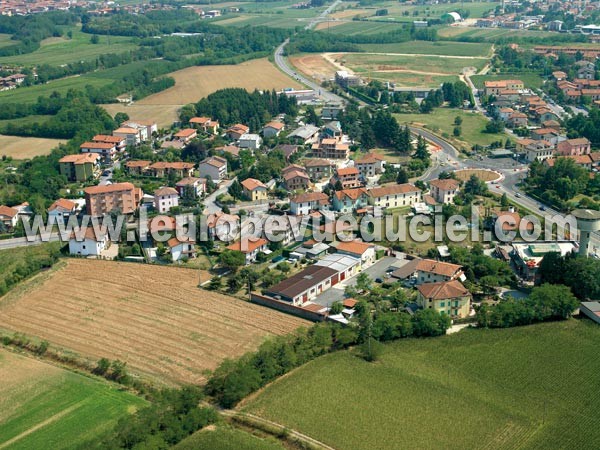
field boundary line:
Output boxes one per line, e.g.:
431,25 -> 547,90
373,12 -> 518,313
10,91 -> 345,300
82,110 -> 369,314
0,401 -> 84,449
223,410 -> 337,450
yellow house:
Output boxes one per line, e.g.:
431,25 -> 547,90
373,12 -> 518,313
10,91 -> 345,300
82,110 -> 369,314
417,280 -> 472,319
241,178 -> 268,201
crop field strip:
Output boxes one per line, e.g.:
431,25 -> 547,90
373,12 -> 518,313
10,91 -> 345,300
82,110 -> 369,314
0,259 -> 309,385
243,320 -> 600,450
0,349 -> 145,449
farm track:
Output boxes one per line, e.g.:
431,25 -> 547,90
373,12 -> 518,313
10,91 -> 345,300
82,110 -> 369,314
0,259 -> 309,385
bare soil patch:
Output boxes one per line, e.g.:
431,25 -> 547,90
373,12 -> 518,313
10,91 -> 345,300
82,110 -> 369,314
454,168 -> 502,182
0,259 -> 309,385
0,135 -> 64,159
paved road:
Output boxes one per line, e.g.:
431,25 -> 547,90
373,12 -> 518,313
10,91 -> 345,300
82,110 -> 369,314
0,233 -> 61,250
203,178 -> 235,214
274,0 -> 345,104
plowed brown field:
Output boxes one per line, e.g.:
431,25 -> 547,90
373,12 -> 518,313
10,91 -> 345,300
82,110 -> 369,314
0,259 -> 309,385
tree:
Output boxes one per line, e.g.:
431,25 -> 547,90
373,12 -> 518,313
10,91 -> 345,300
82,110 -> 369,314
453,126 -> 461,137
396,167 -> 409,184
114,112 -> 129,125
329,301 -> 343,314
219,250 -> 246,271
454,116 -> 463,126
500,193 -> 509,207
90,34 -> 100,44
94,358 -> 111,375
412,309 -> 451,337
359,337 -> 382,362
414,136 -> 430,164
228,179 -> 243,200
208,276 -> 222,291
485,119 -> 504,134
355,272 -> 372,292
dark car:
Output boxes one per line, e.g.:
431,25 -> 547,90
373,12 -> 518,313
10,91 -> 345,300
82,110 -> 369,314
102,170 -> 111,176
539,205 -> 546,211
375,277 -> 384,283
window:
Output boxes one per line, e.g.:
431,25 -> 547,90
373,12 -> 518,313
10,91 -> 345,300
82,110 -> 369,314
440,302 -> 445,307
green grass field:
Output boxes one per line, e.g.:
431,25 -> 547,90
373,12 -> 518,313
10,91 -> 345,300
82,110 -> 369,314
244,320 -> 600,450
0,33 -> 17,49
0,27 -> 137,66
327,20 -> 406,36
471,73 -> 545,90
0,349 -> 146,449
358,41 -> 493,57
396,108 -> 508,147
174,425 -> 285,450
381,1 -> 499,20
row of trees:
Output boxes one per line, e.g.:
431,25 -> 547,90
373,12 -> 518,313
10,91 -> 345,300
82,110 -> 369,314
538,252 -> 600,300
476,284 -> 578,328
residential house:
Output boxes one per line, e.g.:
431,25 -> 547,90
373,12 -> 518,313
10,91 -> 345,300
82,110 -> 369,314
331,167 -> 360,189
544,154 -> 593,170
508,111 -> 528,128
123,120 -> 157,139
417,280 -> 471,319
335,240 -> 376,268
47,198 -> 77,224
226,238 -> 269,264
168,237 -> 197,261
429,178 -> 460,204
215,145 -> 240,159
176,177 -> 205,198
415,259 -> 464,285
226,124 -> 250,141
0,205 -> 18,229
154,187 -> 179,213
290,192 -> 330,216
68,227 -> 109,257
262,121 -> 285,138
241,178 -> 268,201
557,137 -> 591,156
354,153 -> 386,178
335,70 -> 360,88
368,184 -> 422,209
198,156 -> 227,181
173,128 -> 197,144
525,140 -> 555,163
288,124 -> 320,145
58,153 -> 100,182
84,182 -> 143,217
113,127 -> 143,146
582,89 -> 600,101
332,188 -> 369,213
312,138 -> 350,159
323,121 -> 343,139
498,107 -> 515,121
552,70 -> 567,81
484,79 -> 524,96
576,60 -> 595,80
532,106 -> 558,123
93,135 -> 126,152
530,128 -> 561,144
189,117 -> 219,134
304,159 -> 335,180
276,144 -> 299,161
516,138 -> 536,153
206,212 -> 240,240
321,103 -> 344,120
282,165 -> 310,191
148,162 -> 195,178
125,160 -> 151,175
79,141 -> 117,162
542,120 -> 561,131
238,133 -> 262,150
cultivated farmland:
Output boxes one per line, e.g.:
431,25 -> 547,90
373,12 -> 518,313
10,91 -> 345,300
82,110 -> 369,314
0,348 -> 146,449
243,320 -> 600,450
0,259 -> 309,385
106,58 -> 302,127
0,134 -> 64,159
174,425 -> 285,450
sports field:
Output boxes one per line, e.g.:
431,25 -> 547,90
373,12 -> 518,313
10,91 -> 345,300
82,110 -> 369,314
436,26 -> 559,42
243,320 -> 600,450
0,348 -> 146,450
0,259 -> 309,385
396,108 -> 508,147
0,134 -> 64,159
471,73 -> 545,90
112,58 -> 302,127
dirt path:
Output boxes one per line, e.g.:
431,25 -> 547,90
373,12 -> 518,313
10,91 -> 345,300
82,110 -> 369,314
0,402 -> 84,449
222,410 -> 337,450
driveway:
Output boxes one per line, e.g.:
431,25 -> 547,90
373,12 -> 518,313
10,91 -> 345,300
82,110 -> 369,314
312,256 -> 401,307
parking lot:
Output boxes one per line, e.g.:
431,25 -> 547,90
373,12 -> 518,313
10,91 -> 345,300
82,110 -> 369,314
312,256 -> 410,307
